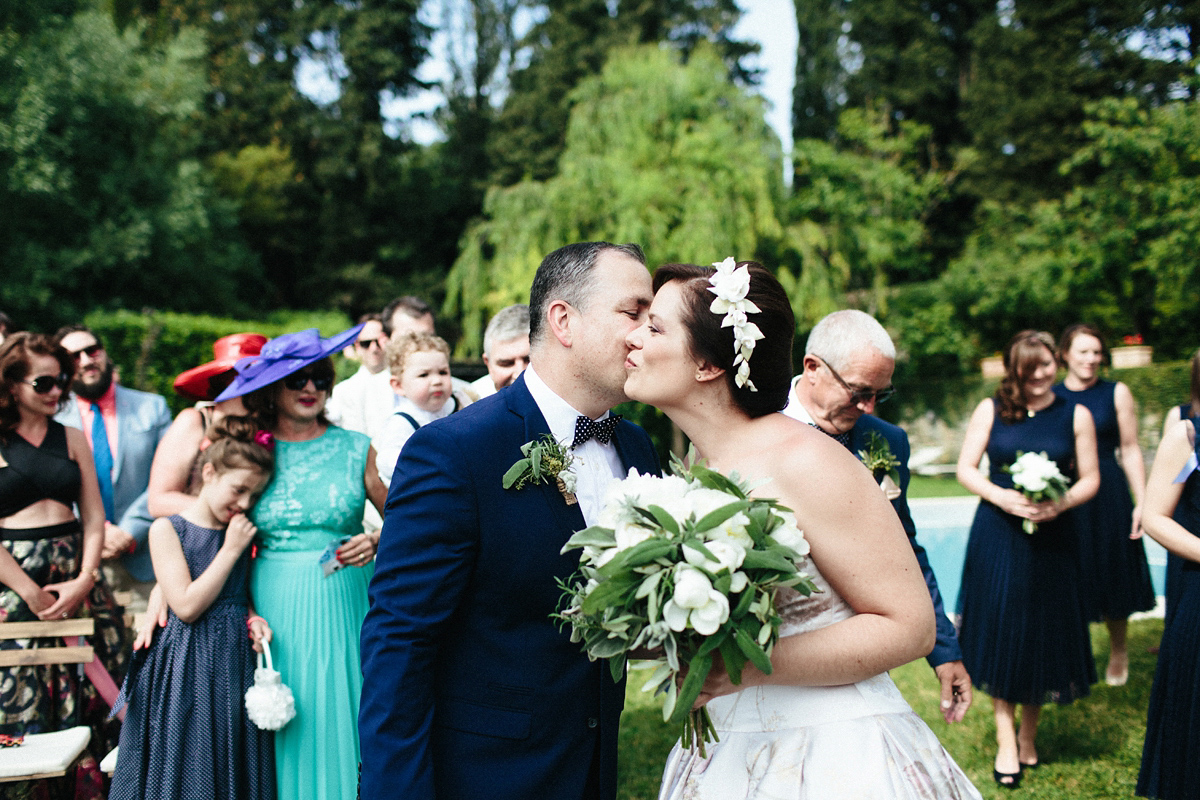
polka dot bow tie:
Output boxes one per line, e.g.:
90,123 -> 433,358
573,414 -> 622,448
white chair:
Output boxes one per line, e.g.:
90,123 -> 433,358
0,619 -> 96,784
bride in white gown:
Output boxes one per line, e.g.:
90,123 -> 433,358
623,261 -> 981,799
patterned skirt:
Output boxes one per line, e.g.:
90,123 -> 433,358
0,523 -> 128,799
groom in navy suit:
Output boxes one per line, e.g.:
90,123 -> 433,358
783,309 -> 974,724
360,242 -> 659,799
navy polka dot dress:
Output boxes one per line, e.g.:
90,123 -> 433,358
109,515 -> 275,800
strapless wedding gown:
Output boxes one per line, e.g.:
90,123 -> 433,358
658,564 -> 982,799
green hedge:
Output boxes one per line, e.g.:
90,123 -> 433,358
85,309 -> 353,415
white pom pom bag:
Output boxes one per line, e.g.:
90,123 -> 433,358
244,637 -> 296,731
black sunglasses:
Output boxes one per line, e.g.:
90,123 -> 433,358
67,343 -> 103,361
814,356 -> 896,406
356,336 -> 387,350
282,370 -> 333,391
24,373 -> 72,394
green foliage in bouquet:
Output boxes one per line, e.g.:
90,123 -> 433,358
555,450 -> 818,756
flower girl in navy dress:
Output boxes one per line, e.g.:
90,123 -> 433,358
110,416 -> 275,800
1137,413 -> 1200,800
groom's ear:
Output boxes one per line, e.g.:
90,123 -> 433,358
546,299 -> 575,348
694,361 -> 725,384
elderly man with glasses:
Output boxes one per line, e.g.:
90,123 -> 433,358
784,309 -> 973,724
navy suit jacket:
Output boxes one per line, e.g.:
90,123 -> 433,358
56,385 -> 171,582
850,414 -> 963,668
359,374 -> 661,800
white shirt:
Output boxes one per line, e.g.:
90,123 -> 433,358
327,366 -> 395,440
372,394 -> 457,488
781,376 -> 815,425
523,366 -> 625,527
469,373 -> 498,399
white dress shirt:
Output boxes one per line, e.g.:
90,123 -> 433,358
781,376 -> 815,425
327,365 -> 396,440
523,367 -> 625,527
373,394 -> 458,488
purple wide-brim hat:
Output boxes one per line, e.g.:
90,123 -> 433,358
214,323 -> 365,402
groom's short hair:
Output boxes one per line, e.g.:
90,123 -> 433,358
528,241 -> 645,345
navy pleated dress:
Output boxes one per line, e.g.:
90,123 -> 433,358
109,515 -> 275,800
1053,380 -> 1156,621
1137,431 -> 1200,800
958,396 -> 1097,705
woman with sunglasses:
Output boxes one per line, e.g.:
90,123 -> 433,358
213,327 -> 387,800
956,330 -> 1100,789
0,333 -> 127,797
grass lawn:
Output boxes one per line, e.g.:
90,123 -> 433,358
907,473 -> 976,498
618,618 -> 1163,799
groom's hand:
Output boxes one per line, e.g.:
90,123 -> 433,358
933,660 -> 972,723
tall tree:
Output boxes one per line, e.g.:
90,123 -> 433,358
792,0 -> 849,143
488,0 -> 759,186
0,9 -> 262,328
962,0 -> 1197,202
448,43 -> 785,353
125,0 -> 431,311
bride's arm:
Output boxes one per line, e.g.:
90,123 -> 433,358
700,434 -> 935,700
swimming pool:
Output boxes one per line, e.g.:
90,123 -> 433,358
909,497 -> 1168,618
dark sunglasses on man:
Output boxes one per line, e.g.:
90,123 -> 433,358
282,370 -> 334,392
24,373 -> 72,394
67,343 -> 104,361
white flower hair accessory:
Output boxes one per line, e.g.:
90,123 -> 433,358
707,257 -> 764,392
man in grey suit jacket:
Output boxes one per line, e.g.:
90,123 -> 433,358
784,310 -> 974,724
55,326 -> 172,602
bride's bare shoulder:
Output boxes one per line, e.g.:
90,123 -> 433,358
755,415 -> 863,484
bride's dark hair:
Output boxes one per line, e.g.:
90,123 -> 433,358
653,261 -> 793,418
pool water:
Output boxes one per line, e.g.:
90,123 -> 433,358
909,497 -> 1169,617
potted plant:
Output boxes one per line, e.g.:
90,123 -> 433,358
1111,334 -> 1152,368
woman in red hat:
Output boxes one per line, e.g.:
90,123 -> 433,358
146,334 -> 268,519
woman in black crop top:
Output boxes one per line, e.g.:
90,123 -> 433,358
0,332 -> 127,798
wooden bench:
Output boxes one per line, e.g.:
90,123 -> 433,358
0,618 -> 97,783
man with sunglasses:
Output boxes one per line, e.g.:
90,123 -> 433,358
784,309 -> 973,725
53,324 -> 171,605
326,313 -> 392,439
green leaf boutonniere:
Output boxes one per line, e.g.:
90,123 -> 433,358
503,434 -> 579,505
858,431 -> 902,500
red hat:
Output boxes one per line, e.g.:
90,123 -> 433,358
174,333 -> 269,401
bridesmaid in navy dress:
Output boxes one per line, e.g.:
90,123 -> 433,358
1137,413 -> 1200,800
1158,348 -> 1200,628
956,330 -> 1100,789
1053,325 -> 1155,686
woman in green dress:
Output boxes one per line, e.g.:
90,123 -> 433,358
215,326 -> 386,800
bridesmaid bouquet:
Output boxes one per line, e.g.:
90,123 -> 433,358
1006,450 -> 1070,533
555,453 -> 817,756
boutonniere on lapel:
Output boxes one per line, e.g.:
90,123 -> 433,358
858,431 -> 902,500
503,434 -> 579,505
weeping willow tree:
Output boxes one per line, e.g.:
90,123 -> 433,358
444,42 -> 786,355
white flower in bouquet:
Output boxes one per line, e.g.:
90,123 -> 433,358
663,566 -> 731,635
1006,450 -> 1070,533
554,450 -> 818,756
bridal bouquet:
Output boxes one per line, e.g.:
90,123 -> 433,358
1006,450 -> 1070,533
555,453 -> 817,755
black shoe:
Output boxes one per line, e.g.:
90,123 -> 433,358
994,768 -> 1022,789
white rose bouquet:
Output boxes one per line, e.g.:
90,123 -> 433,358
1006,450 -> 1070,533
554,453 -> 817,755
